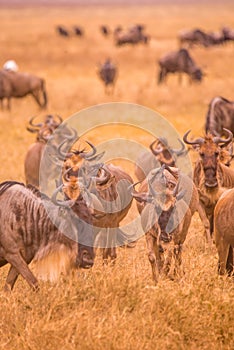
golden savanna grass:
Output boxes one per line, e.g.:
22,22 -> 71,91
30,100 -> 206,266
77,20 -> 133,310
0,2 -> 234,349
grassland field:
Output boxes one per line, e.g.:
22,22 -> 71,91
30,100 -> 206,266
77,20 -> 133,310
0,2 -> 234,349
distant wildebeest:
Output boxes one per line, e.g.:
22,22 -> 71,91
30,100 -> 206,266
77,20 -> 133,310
135,137 -> 186,182
0,70 -> 47,110
24,114 -> 63,188
214,188 -> 234,276
205,96 -> 234,136
222,27 -> 234,42
179,28 -> 212,48
56,25 -> 69,37
183,129 -> 234,235
158,48 -> 203,84
114,24 -> 149,46
3,60 -> 19,72
131,165 -> 192,283
100,25 -> 110,36
0,181 -> 96,291
73,26 -> 84,36
98,59 -> 117,94
57,137 -> 134,262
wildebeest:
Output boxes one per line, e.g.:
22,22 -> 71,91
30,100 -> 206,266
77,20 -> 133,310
98,59 -> 117,94
135,137 -> 211,242
57,138 -> 134,262
135,137 -> 186,182
183,129 -> 234,235
73,26 -> 84,36
205,96 -> 234,136
0,70 -> 47,110
24,114 -> 63,188
179,28 -> 212,48
158,48 -> 203,84
56,25 -> 69,37
114,24 -> 149,46
214,188 -> 234,276
0,181 -> 96,291
100,25 -> 110,36
222,27 -> 234,42
131,165 -> 192,283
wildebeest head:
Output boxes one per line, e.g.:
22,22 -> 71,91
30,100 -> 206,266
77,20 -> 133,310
191,67 -> 203,82
183,129 -> 233,188
57,138 -> 105,200
150,137 -> 186,167
51,184 -> 95,269
131,165 -> 183,212
27,114 -> 63,142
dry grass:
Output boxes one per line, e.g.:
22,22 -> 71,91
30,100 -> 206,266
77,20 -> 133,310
0,2 -> 234,349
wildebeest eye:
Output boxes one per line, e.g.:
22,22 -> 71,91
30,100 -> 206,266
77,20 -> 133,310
215,152 -> 219,156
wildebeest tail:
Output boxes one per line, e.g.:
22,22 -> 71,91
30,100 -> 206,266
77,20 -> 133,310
0,181 -> 25,196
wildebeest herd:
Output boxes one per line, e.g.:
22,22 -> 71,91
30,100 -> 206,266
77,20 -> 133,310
1,21 -> 234,291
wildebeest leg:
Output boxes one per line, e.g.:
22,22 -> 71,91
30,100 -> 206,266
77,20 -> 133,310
173,243 -> 183,278
226,246 -> 233,276
145,232 -> 160,283
158,69 -> 165,84
216,239 -> 230,275
31,90 -> 43,108
102,228 -> 117,264
162,248 -> 173,276
197,203 -> 212,244
7,97 -> 11,110
4,265 -> 19,292
5,252 -> 39,290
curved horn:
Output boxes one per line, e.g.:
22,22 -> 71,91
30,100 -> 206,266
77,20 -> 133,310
26,127 -> 39,133
183,130 -> 204,146
150,139 -> 163,155
129,181 -> 150,202
51,184 -> 75,207
95,166 -> 111,184
213,128 -> 233,146
171,139 -> 186,156
172,180 -> 180,197
57,139 -> 74,160
28,116 -> 43,128
80,141 -> 97,159
55,114 -> 63,125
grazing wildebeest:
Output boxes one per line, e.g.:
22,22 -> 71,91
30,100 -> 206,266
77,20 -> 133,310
24,114 -> 63,187
183,129 -> 234,236
214,188 -> 234,276
57,138 -> 134,262
98,59 -> 117,94
131,165 -> 192,283
0,181 -> 96,291
158,48 -> 203,84
3,60 -> 19,72
179,28 -> 211,48
56,25 -> 69,37
114,25 -> 149,46
135,137 -> 186,182
100,25 -> 110,36
74,26 -> 83,36
0,70 -> 47,110
205,96 -> 234,136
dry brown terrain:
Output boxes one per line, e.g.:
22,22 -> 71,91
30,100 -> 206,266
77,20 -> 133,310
0,2 -> 234,349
